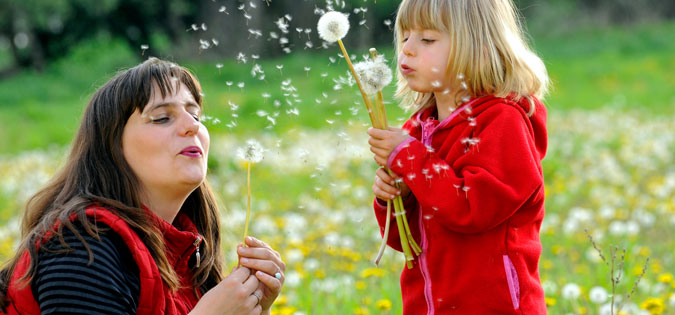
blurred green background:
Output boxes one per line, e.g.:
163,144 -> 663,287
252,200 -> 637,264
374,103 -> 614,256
0,0 -> 674,314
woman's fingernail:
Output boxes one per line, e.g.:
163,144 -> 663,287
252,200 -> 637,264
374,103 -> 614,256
241,258 -> 249,263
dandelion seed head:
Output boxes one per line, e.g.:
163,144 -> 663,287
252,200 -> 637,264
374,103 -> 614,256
237,139 -> 264,163
317,11 -> 350,43
353,56 -> 393,95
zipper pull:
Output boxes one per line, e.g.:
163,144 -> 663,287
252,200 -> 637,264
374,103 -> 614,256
193,236 -> 202,268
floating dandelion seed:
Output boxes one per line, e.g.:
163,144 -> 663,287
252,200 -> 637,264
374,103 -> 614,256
460,82 -> 468,90
431,80 -> 442,88
201,23 -> 207,31
353,56 -> 393,95
140,44 -> 149,56
317,11 -> 350,43
276,64 -> 284,75
384,19 -> 392,29
236,52 -> 247,64
237,82 -> 245,90
219,6 -> 229,14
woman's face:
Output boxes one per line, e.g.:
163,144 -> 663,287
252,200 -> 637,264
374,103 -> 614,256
122,82 -> 209,197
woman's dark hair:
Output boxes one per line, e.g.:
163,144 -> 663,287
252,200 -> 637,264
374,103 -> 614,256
0,57 -> 225,310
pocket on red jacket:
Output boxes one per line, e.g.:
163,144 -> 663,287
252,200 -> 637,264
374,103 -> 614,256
503,255 -> 520,310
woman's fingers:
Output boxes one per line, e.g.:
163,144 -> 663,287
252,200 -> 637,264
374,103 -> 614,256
255,270 -> 283,293
239,257 -> 283,278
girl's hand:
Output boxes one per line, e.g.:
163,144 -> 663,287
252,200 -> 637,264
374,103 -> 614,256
237,237 -> 286,312
367,127 -> 411,167
373,167 -> 411,201
190,266 -> 263,315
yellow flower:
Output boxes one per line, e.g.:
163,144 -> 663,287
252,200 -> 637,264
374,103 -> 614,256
355,280 -> 366,290
640,297 -> 665,315
273,294 -> 288,306
541,259 -> 553,270
360,268 -> 385,278
545,297 -> 556,307
376,299 -> 392,310
657,272 -> 673,284
354,307 -> 370,315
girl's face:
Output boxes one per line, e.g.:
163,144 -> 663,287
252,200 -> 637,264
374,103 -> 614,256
398,28 -> 452,93
122,82 -> 209,198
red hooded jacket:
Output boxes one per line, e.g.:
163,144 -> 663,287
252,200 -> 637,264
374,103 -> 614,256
374,95 -> 547,314
4,206 -> 203,315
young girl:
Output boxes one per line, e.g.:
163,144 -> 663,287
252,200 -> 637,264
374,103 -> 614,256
368,0 -> 549,313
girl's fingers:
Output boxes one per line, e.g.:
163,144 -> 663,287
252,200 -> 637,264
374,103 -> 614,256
376,168 -> 395,185
373,182 -> 396,200
367,127 -> 388,139
373,155 -> 387,167
369,146 -> 390,159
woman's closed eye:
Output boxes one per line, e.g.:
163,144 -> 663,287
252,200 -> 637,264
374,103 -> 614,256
422,38 -> 435,44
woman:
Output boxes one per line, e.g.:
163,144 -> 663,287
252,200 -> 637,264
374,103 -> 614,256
0,57 -> 285,314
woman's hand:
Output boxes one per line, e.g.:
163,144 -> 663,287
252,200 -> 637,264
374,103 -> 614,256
373,167 -> 411,201
190,266 -> 263,315
367,127 -> 411,167
237,237 -> 285,312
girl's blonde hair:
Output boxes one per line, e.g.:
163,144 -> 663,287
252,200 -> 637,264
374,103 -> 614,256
394,0 -> 550,115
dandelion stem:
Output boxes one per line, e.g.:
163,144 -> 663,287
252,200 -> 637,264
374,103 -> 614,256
243,162 -> 252,246
374,200 -> 392,266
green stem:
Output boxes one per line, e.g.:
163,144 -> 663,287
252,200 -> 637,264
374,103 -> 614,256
243,162 -> 252,245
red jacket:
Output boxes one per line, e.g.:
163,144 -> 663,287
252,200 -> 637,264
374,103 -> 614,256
4,206 -> 203,315
375,95 -> 547,314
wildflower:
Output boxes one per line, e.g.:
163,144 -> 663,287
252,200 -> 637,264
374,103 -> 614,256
561,283 -> 581,300
545,297 -> 556,307
589,286 -> 608,304
317,11 -> 350,43
353,56 -> 393,95
360,268 -> 385,278
640,297 -> 665,315
375,299 -> 392,310
658,273 -> 674,284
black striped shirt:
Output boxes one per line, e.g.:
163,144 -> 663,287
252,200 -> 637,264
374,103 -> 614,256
32,223 -> 140,314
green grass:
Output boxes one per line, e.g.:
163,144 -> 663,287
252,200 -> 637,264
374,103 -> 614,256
1,22 -> 674,154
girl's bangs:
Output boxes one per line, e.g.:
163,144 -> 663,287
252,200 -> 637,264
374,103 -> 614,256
396,0 -> 448,32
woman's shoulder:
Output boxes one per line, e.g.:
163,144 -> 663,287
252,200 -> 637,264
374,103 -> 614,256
34,220 -> 140,314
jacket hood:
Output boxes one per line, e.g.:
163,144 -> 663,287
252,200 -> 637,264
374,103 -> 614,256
412,95 -> 547,159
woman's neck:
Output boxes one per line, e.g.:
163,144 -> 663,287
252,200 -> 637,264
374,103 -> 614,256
140,187 -> 190,224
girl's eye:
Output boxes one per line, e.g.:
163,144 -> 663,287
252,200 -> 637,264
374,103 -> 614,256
422,38 -> 435,43
402,37 -> 409,43
192,114 -> 201,122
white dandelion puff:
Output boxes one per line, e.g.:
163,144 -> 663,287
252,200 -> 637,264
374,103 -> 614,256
237,139 -> 264,163
317,11 -> 350,43
353,56 -> 393,95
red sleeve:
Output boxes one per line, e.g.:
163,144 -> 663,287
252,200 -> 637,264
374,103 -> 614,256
388,104 -> 544,233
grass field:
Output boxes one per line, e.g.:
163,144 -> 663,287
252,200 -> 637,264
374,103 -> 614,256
0,21 -> 674,314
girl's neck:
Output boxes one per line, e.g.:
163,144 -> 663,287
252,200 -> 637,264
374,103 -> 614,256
433,90 -> 459,121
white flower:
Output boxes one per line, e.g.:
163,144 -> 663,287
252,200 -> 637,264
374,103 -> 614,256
353,56 -> 392,95
589,286 -> 608,304
237,139 -> 264,163
561,283 -> 581,300
317,11 -> 350,43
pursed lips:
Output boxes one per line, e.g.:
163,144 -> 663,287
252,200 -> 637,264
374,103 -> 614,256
179,146 -> 203,158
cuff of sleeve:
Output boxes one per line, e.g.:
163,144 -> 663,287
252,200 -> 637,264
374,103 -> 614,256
387,137 -> 415,170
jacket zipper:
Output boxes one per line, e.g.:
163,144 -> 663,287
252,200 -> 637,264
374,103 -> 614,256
193,235 -> 202,268
419,121 -> 435,315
